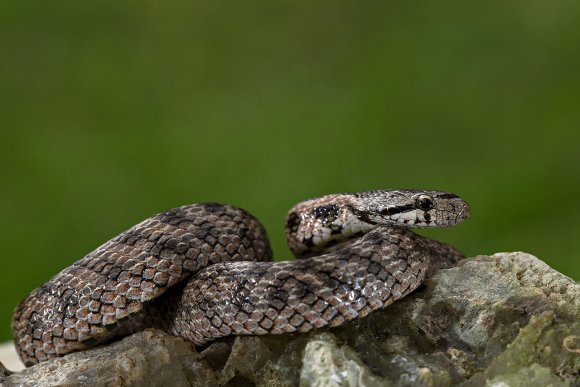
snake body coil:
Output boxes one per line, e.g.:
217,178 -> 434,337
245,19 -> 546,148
12,190 -> 470,366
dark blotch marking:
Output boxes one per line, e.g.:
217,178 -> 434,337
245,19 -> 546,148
304,237 -> 315,247
312,204 -> 340,220
435,193 -> 458,200
286,211 -> 301,233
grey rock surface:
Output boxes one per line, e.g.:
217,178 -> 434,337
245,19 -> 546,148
6,329 -> 217,387
5,252 -> 580,386
0,361 -> 9,386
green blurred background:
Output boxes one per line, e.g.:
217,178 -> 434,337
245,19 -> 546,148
1,1 -> 579,343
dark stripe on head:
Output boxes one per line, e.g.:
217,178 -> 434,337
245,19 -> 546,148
435,193 -> 458,199
380,204 -> 415,216
347,205 -> 378,224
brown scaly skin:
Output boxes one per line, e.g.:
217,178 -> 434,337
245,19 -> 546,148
12,190 -> 469,366
12,204 -> 272,366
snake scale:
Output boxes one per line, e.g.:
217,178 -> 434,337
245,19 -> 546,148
12,190 -> 470,366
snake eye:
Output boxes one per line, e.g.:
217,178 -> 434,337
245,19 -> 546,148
416,195 -> 434,211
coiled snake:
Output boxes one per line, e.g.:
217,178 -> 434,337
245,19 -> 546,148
12,190 -> 470,366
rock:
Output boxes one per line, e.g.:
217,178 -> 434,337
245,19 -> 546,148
5,252 -> 580,386
299,333 -> 386,386
0,361 -> 10,386
6,330 -> 218,387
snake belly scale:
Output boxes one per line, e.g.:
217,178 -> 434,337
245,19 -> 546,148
12,190 -> 470,366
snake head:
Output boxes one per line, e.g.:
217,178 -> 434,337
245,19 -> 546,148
351,189 -> 470,228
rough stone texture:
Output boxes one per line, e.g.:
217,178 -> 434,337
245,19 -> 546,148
5,330 -> 217,387
4,252 -> 580,386
300,333 -> 385,386
0,361 -> 9,386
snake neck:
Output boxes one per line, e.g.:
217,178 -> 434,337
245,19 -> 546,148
285,194 -> 378,257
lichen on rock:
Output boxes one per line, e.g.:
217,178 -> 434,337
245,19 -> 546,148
4,252 -> 579,386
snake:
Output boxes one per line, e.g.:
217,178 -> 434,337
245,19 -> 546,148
11,190 -> 470,367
